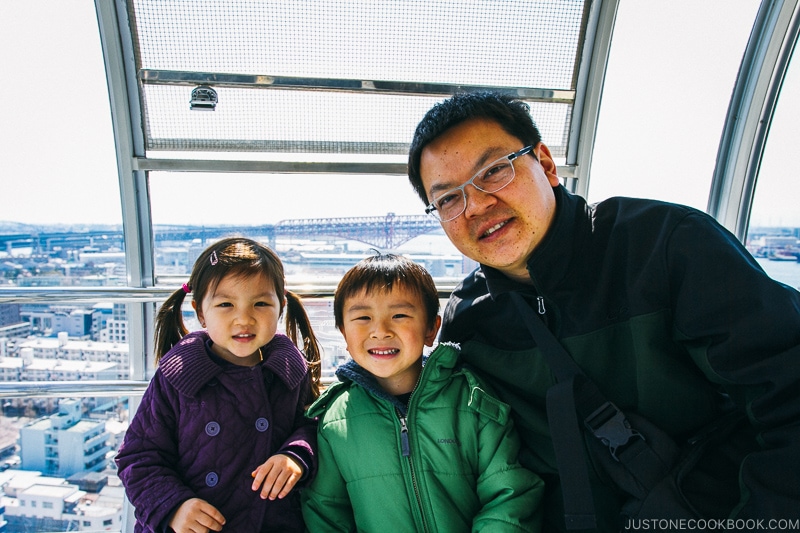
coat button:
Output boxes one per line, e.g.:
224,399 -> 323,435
205,472 -> 219,487
205,421 -> 220,436
255,417 -> 269,432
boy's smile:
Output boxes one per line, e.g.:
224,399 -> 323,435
340,285 -> 440,395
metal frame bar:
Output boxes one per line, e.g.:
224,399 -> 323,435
0,381 -> 149,400
708,0 -> 800,239
93,4 -> 155,526
0,287 -> 173,304
146,139 -> 411,154
0,283 -> 454,303
96,0 -> 156,387
139,69 -> 577,103
134,158 -> 408,173
568,0 -> 621,198
134,157 -> 577,178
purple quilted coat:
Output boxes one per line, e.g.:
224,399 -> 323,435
115,331 -> 317,533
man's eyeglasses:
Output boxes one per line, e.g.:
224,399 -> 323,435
424,146 -> 534,222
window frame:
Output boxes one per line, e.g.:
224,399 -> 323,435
708,0 -> 800,240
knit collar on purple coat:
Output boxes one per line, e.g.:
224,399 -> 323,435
158,331 -> 308,397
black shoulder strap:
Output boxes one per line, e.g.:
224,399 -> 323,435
512,295 -> 584,381
510,292 -> 597,529
510,292 -> 676,530
546,378 -> 599,529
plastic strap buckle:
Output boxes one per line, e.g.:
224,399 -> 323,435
584,401 -> 644,461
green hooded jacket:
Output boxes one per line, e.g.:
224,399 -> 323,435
301,343 -> 544,532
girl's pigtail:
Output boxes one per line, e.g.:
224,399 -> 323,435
284,290 -> 322,400
153,286 -> 190,365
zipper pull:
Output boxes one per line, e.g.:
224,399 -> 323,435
399,414 -> 410,457
537,296 -> 546,315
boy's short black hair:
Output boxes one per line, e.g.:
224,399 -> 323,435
334,253 -> 439,330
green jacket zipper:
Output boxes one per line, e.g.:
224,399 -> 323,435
398,411 -> 430,533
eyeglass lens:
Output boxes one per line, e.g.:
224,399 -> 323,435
431,156 -> 517,221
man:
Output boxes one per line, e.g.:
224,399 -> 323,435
407,91 -> 800,532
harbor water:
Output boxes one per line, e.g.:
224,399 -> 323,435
757,257 -> 800,291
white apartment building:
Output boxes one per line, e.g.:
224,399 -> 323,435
99,304 -> 128,344
0,323 -> 29,342
1,470 -> 121,531
18,400 -> 112,478
0,334 -> 128,381
21,306 -> 98,339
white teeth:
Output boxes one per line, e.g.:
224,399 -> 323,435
371,349 -> 398,355
483,221 -> 507,237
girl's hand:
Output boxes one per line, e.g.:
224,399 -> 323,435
169,498 -> 225,533
251,453 -> 304,500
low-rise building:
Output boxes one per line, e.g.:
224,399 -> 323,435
18,400 -> 111,478
1,470 -> 121,531
1,334 -> 128,381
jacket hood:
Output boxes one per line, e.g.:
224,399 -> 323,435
307,342 -> 462,418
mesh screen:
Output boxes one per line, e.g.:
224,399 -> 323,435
130,0 -> 584,156
131,0 -> 585,88
142,86 -> 571,156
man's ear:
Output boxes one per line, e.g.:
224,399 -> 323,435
534,142 -> 561,187
424,315 -> 442,347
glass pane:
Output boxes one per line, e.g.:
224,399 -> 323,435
0,1 -> 123,286
0,3 -> 129,529
0,395 -> 129,530
746,50 -> 800,290
588,0 -> 761,210
149,171 -> 468,375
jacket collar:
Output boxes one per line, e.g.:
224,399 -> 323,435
262,334 -> 309,390
159,331 -> 308,396
482,185 -> 590,298
335,359 -> 407,412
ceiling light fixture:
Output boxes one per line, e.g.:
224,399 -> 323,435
190,86 -> 218,111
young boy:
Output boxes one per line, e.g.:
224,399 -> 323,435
301,253 -> 543,532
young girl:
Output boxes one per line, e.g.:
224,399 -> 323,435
116,237 -> 321,533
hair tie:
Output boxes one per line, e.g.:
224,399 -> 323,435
182,283 -> 191,293
209,251 -> 219,265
